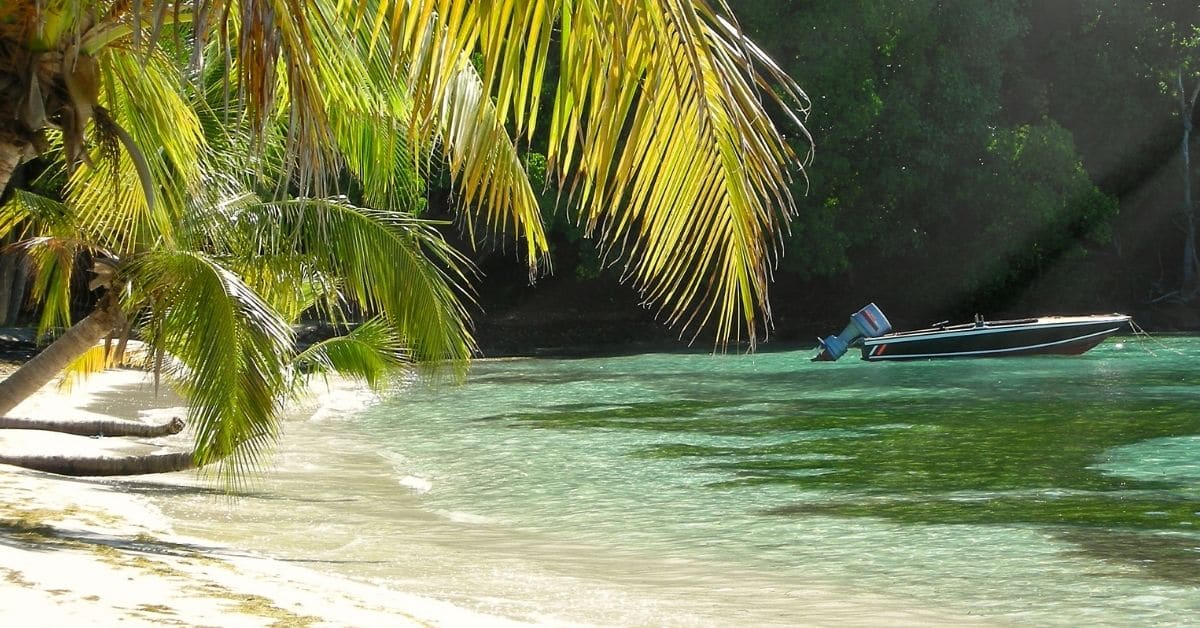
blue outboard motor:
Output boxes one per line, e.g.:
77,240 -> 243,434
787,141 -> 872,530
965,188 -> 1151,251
813,303 -> 892,361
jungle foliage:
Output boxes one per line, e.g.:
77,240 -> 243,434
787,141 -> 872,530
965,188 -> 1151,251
726,0 -> 1200,324
478,1 -> 1200,338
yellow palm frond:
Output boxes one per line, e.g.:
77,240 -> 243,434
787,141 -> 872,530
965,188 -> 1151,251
355,0 -> 810,347
436,60 -> 550,270
67,46 -> 205,254
56,344 -> 114,393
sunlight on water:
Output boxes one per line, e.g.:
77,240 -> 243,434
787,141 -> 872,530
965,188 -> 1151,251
149,337 -> 1200,626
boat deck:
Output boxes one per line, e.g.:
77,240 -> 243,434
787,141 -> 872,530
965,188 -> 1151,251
866,315 -> 1129,343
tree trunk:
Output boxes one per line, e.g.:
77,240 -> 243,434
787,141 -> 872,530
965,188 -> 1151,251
6,252 -> 28,324
0,142 -> 23,199
1179,70 -> 1200,296
0,299 -> 122,416
0,416 -> 184,437
0,246 -> 15,327
0,451 -> 196,476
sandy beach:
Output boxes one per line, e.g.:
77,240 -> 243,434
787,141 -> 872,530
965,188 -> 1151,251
0,368 -> 529,627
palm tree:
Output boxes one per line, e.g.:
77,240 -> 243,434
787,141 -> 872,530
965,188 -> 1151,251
0,27 -> 477,480
0,178 -> 477,480
0,0 -> 810,479
0,149 -> 478,475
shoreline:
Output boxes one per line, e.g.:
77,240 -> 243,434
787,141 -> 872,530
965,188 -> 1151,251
0,368 -> 528,626
0,365 -> 1000,627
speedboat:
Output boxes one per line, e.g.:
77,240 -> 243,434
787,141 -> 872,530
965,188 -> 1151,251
813,304 -> 1130,362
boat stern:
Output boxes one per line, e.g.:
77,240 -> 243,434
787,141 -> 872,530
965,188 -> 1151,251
812,303 -> 893,361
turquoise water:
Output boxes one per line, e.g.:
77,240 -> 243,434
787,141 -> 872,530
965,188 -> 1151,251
153,337 -> 1200,625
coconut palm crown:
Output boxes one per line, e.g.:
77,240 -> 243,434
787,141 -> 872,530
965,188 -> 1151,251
0,47 -> 478,482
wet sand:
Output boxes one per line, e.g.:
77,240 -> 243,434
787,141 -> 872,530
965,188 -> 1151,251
0,368 -> 527,626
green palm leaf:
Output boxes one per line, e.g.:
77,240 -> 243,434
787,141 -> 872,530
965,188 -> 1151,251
325,20 -> 427,214
131,249 -> 294,485
213,0 -> 380,194
21,236 -> 84,336
235,258 -> 343,326
232,197 -> 477,369
67,46 -> 205,253
0,189 -> 98,336
0,189 -> 81,239
294,318 -> 408,390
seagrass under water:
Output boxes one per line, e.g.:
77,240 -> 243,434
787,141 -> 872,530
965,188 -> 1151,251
155,337 -> 1200,625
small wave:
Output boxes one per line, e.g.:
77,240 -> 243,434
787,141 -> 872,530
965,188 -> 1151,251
432,509 -> 494,525
305,379 -> 381,422
398,475 -> 433,493
377,449 -> 409,465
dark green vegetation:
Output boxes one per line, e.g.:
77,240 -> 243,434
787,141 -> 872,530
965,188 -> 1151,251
472,1 -> 1200,352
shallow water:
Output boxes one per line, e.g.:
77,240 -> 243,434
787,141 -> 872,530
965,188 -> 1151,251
150,337 -> 1200,625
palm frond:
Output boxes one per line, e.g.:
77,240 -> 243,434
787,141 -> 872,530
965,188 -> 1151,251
22,236 -> 84,337
377,1 -> 552,269
551,2 -> 809,348
293,318 -> 408,391
56,343 -> 115,393
357,0 -> 810,347
332,110 -> 426,214
67,45 -> 205,253
233,256 -> 344,326
0,189 -> 81,240
325,20 -> 427,214
435,60 -> 550,269
0,189 -> 100,337
175,189 -> 347,328
210,0 -> 384,195
234,197 -> 476,370
188,47 -> 283,194
131,248 -> 293,486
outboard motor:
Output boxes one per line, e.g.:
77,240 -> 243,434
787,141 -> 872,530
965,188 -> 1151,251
813,303 -> 892,361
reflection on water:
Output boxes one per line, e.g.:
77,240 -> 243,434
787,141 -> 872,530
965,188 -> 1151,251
151,338 -> 1200,626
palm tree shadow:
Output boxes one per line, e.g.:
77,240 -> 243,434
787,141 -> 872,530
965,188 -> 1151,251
0,515 -> 228,559
0,505 -> 388,567
77,379 -> 185,422
109,478 -> 358,503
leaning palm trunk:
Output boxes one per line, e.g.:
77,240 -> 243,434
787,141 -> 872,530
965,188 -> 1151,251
0,299 -> 122,416
0,416 -> 184,437
0,142 -> 25,199
0,451 -> 195,476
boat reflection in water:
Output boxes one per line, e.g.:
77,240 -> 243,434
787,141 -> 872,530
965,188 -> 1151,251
813,303 -> 1131,362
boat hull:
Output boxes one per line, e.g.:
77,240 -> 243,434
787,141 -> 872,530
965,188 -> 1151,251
859,315 -> 1130,361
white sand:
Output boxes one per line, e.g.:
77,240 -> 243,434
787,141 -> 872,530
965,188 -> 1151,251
0,369 -> 529,627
